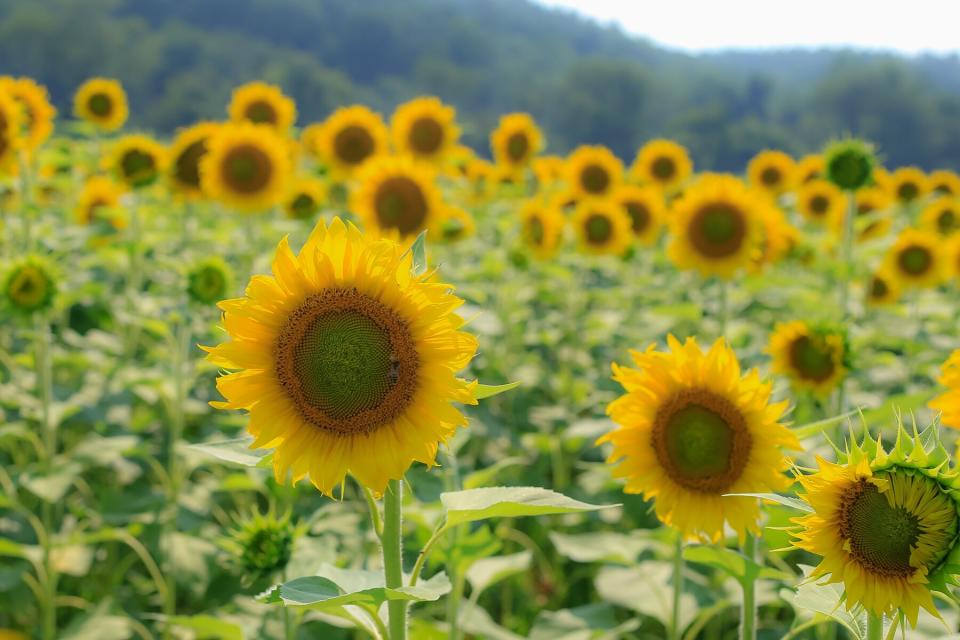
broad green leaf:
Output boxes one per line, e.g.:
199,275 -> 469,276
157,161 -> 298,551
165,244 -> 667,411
52,545 -> 94,577
474,381 -> 521,400
0,538 -> 27,559
595,563 -> 696,630
457,600 -> 525,640
791,566 -> 865,639
164,615 -> 243,640
683,545 -> 789,584
21,463 -> 82,502
407,230 -> 428,276
465,551 -> 532,595
791,411 -> 858,440
71,435 -> 139,465
529,603 -> 641,640
190,438 -> 271,467
550,531 -> 656,565
724,492 -> 814,513
441,487 -> 616,527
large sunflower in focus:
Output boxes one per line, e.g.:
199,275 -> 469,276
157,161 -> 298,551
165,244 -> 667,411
769,321 -> 847,396
390,97 -> 459,164
747,150 -> 795,197
796,179 -> 844,226
601,336 -> 801,542
565,145 -> 622,200
204,217 -> 479,495
614,184 -> 664,246
631,139 -> 692,192
519,198 -> 565,259
919,197 -> 959,237
351,156 -> 443,239
201,123 -> 290,212
571,198 -> 632,256
667,174 -> 763,278
885,228 -> 944,290
0,92 -> 20,172
228,82 -> 296,134
169,122 -> 220,198
889,167 -> 929,206
73,78 -> 128,132
490,112 -> 543,176
317,106 -> 389,178
0,77 -> 56,152
928,170 -> 960,197
107,135 -> 167,190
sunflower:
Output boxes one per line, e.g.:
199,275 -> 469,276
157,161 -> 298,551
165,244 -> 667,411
317,106 -> 389,178
432,207 -> 476,243
204,217 -> 479,495
352,155 -> 446,239
613,184 -> 663,246
463,158 -> 496,204
769,321 -> 847,395
200,123 -> 290,213
919,197 -> 959,237
72,77 -> 128,132
823,139 -> 876,192
571,198 -> 632,256
549,188 -> 580,216
390,97 -> 459,163
885,228 -> 944,289
889,167 -> 929,206
931,350 -> 960,430
0,77 -> 56,152
107,135 -> 167,190
299,122 -> 325,161
490,112 -> 543,175
601,336 -> 800,542
565,145 -> 623,199
792,429 -> 960,627
169,122 -> 220,198
187,257 -> 233,306
228,82 -> 296,134
752,200 -> 796,270
850,187 -> 894,242
532,155 -> 566,191
519,198 -> 565,259
2,256 -> 56,315
796,179 -> 844,226
75,175 -> 125,230
794,154 -> 823,186
631,139 -> 692,191
747,150 -> 795,197
667,174 -> 763,278
928,170 -> 960,197
282,176 -> 326,220
444,144 -> 476,179
0,91 -> 20,172
866,269 -> 901,307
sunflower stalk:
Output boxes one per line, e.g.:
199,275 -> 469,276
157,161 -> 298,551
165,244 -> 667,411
739,534 -> 757,640
35,310 -> 58,640
19,150 -> 34,253
866,611 -> 883,640
669,531 -> 683,640
382,479 -> 407,640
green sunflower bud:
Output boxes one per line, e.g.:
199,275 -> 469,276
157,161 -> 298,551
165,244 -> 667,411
2,256 -> 56,314
220,508 -> 299,583
187,257 -> 232,305
823,139 -> 876,191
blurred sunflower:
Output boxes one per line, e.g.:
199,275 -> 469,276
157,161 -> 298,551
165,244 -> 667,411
0,91 -> 20,172
351,155 -> 443,239
889,167 -> 929,206
796,179 -> 844,226
919,197 -> 959,237
228,82 -> 296,133
794,154 -> 823,185
928,169 -> 960,197
463,158 -> 496,204
432,206 -> 476,244
490,112 -> 542,175
613,184 -> 664,246
2,256 -> 57,315
283,176 -> 326,220
769,321 -> 847,396
601,336 -> 800,542
865,269 -> 901,307
200,123 -> 290,213
317,105 -> 389,178
187,257 -> 233,306
204,217 -> 479,495
169,122 -> 220,198
108,135 -> 166,190
390,96 -> 459,164
931,350 -> 960,430
75,175 -> 125,230
851,187 -> 893,242
73,78 -> 128,132
0,76 -> 56,152
747,150 -> 795,197
885,228 -> 944,289
565,145 -> 622,199
872,166 -> 893,192
752,200 -> 796,270
631,139 -> 692,191
667,174 -> 763,278
519,198 -> 565,259
571,198 -> 632,256
532,155 -> 566,191
299,122 -> 325,161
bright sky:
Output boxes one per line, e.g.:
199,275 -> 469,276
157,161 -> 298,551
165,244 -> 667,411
535,0 -> 960,55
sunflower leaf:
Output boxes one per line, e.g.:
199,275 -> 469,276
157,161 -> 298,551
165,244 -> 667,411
440,487 -> 616,527
408,230 -> 428,276
724,492 -> 814,513
474,381 -> 521,400
791,411 -> 859,440
190,438 -> 271,467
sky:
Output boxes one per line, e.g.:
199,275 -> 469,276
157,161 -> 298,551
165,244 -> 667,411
535,0 -> 960,55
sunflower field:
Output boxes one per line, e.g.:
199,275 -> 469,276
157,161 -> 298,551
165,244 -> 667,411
3,74 -> 960,640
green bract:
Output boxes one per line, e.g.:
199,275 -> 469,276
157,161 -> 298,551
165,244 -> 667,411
823,139 -> 876,191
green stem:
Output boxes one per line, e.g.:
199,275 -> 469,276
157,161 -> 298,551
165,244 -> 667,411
670,531 -> 683,640
740,534 -> 757,640
382,479 -> 407,640
19,151 -> 33,252
36,312 -> 56,640
866,611 -> 883,640
839,191 -> 856,322
717,278 -> 728,340
162,320 -> 188,639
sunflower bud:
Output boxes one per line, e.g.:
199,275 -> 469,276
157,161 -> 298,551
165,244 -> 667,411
220,509 -> 298,583
823,139 -> 876,191
2,257 -> 56,314
186,257 -> 232,306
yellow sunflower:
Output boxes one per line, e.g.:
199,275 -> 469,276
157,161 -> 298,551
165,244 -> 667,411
390,96 -> 459,164
889,167 -> 929,206
919,196 -> 959,237
768,321 -> 847,395
2,256 -> 57,314
351,155 -> 443,239
283,176 -> 327,220
565,145 -> 623,199
613,184 -> 663,246
950,237 -> 960,281
0,76 -> 56,151
747,150 -> 795,197
490,112 -> 543,175
532,155 -> 566,191
519,198 -> 565,259
849,187 -> 894,242
667,174 -> 764,278
204,217 -> 479,495
885,228 -> 944,289
865,269 -> 901,307
601,336 -> 801,542
299,122 -> 325,161
0,91 -> 20,172
794,154 -> 823,186
796,179 -> 845,226
792,431 -> 960,627
431,206 -> 476,243
73,77 -> 128,132
107,135 -> 167,190
931,350 -> 960,430
752,199 -> 796,270
631,139 -> 692,191
169,122 -> 220,198
75,175 -> 126,230
571,198 -> 632,256
317,106 -> 389,178
463,158 -> 496,204
200,123 -> 290,213
228,82 -> 296,134
928,169 -> 960,197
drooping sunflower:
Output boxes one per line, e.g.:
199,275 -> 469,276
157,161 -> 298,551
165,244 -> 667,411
2,256 -> 57,315
601,336 -> 801,542
75,175 -> 125,230
204,217 -> 479,495
919,197 -> 959,237
928,170 -> 960,197
283,176 -> 327,220
490,112 -> 543,176
794,154 -> 823,186
889,167 -> 929,206
432,206 -> 476,244
200,123 -> 290,213
747,150 -> 795,197
107,135 -> 167,190
390,96 -> 459,164
565,145 -> 623,200
613,184 -> 664,246
865,269 -> 901,307
0,76 -> 56,152
667,174 -> 764,278
169,122 -> 220,198
519,198 -> 565,259
72,78 -> 128,132
631,139 -> 692,192
850,187 -> 894,242
792,429 -> 960,627
796,179 -> 845,226
571,198 -> 632,256
931,350 -> 960,430
228,82 -> 296,134
885,228 -> 944,289
317,106 -> 389,178
0,91 -> 20,172
769,321 -> 848,396
532,155 -> 566,191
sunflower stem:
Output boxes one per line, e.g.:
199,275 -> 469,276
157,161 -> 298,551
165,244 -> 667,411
838,190 -> 856,322
866,611 -> 883,640
739,534 -> 757,640
19,150 -> 34,252
35,311 -> 57,640
669,530 -> 683,640
382,479 -> 407,640
717,278 -> 729,340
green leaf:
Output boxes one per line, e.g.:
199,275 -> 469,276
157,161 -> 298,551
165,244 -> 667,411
465,551 -> 532,596
440,487 -> 616,527
408,230 -> 428,276
462,456 -> 526,490
22,463 -> 82,502
724,492 -> 814,513
594,563 -> 696,630
164,615 -> 243,640
529,604 -> 641,640
190,438 -> 271,467
791,566 -> 865,639
791,411 -> 858,440
682,545 -> 795,584
0,538 -> 27,559
549,531 -> 656,565
474,381 -> 521,400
